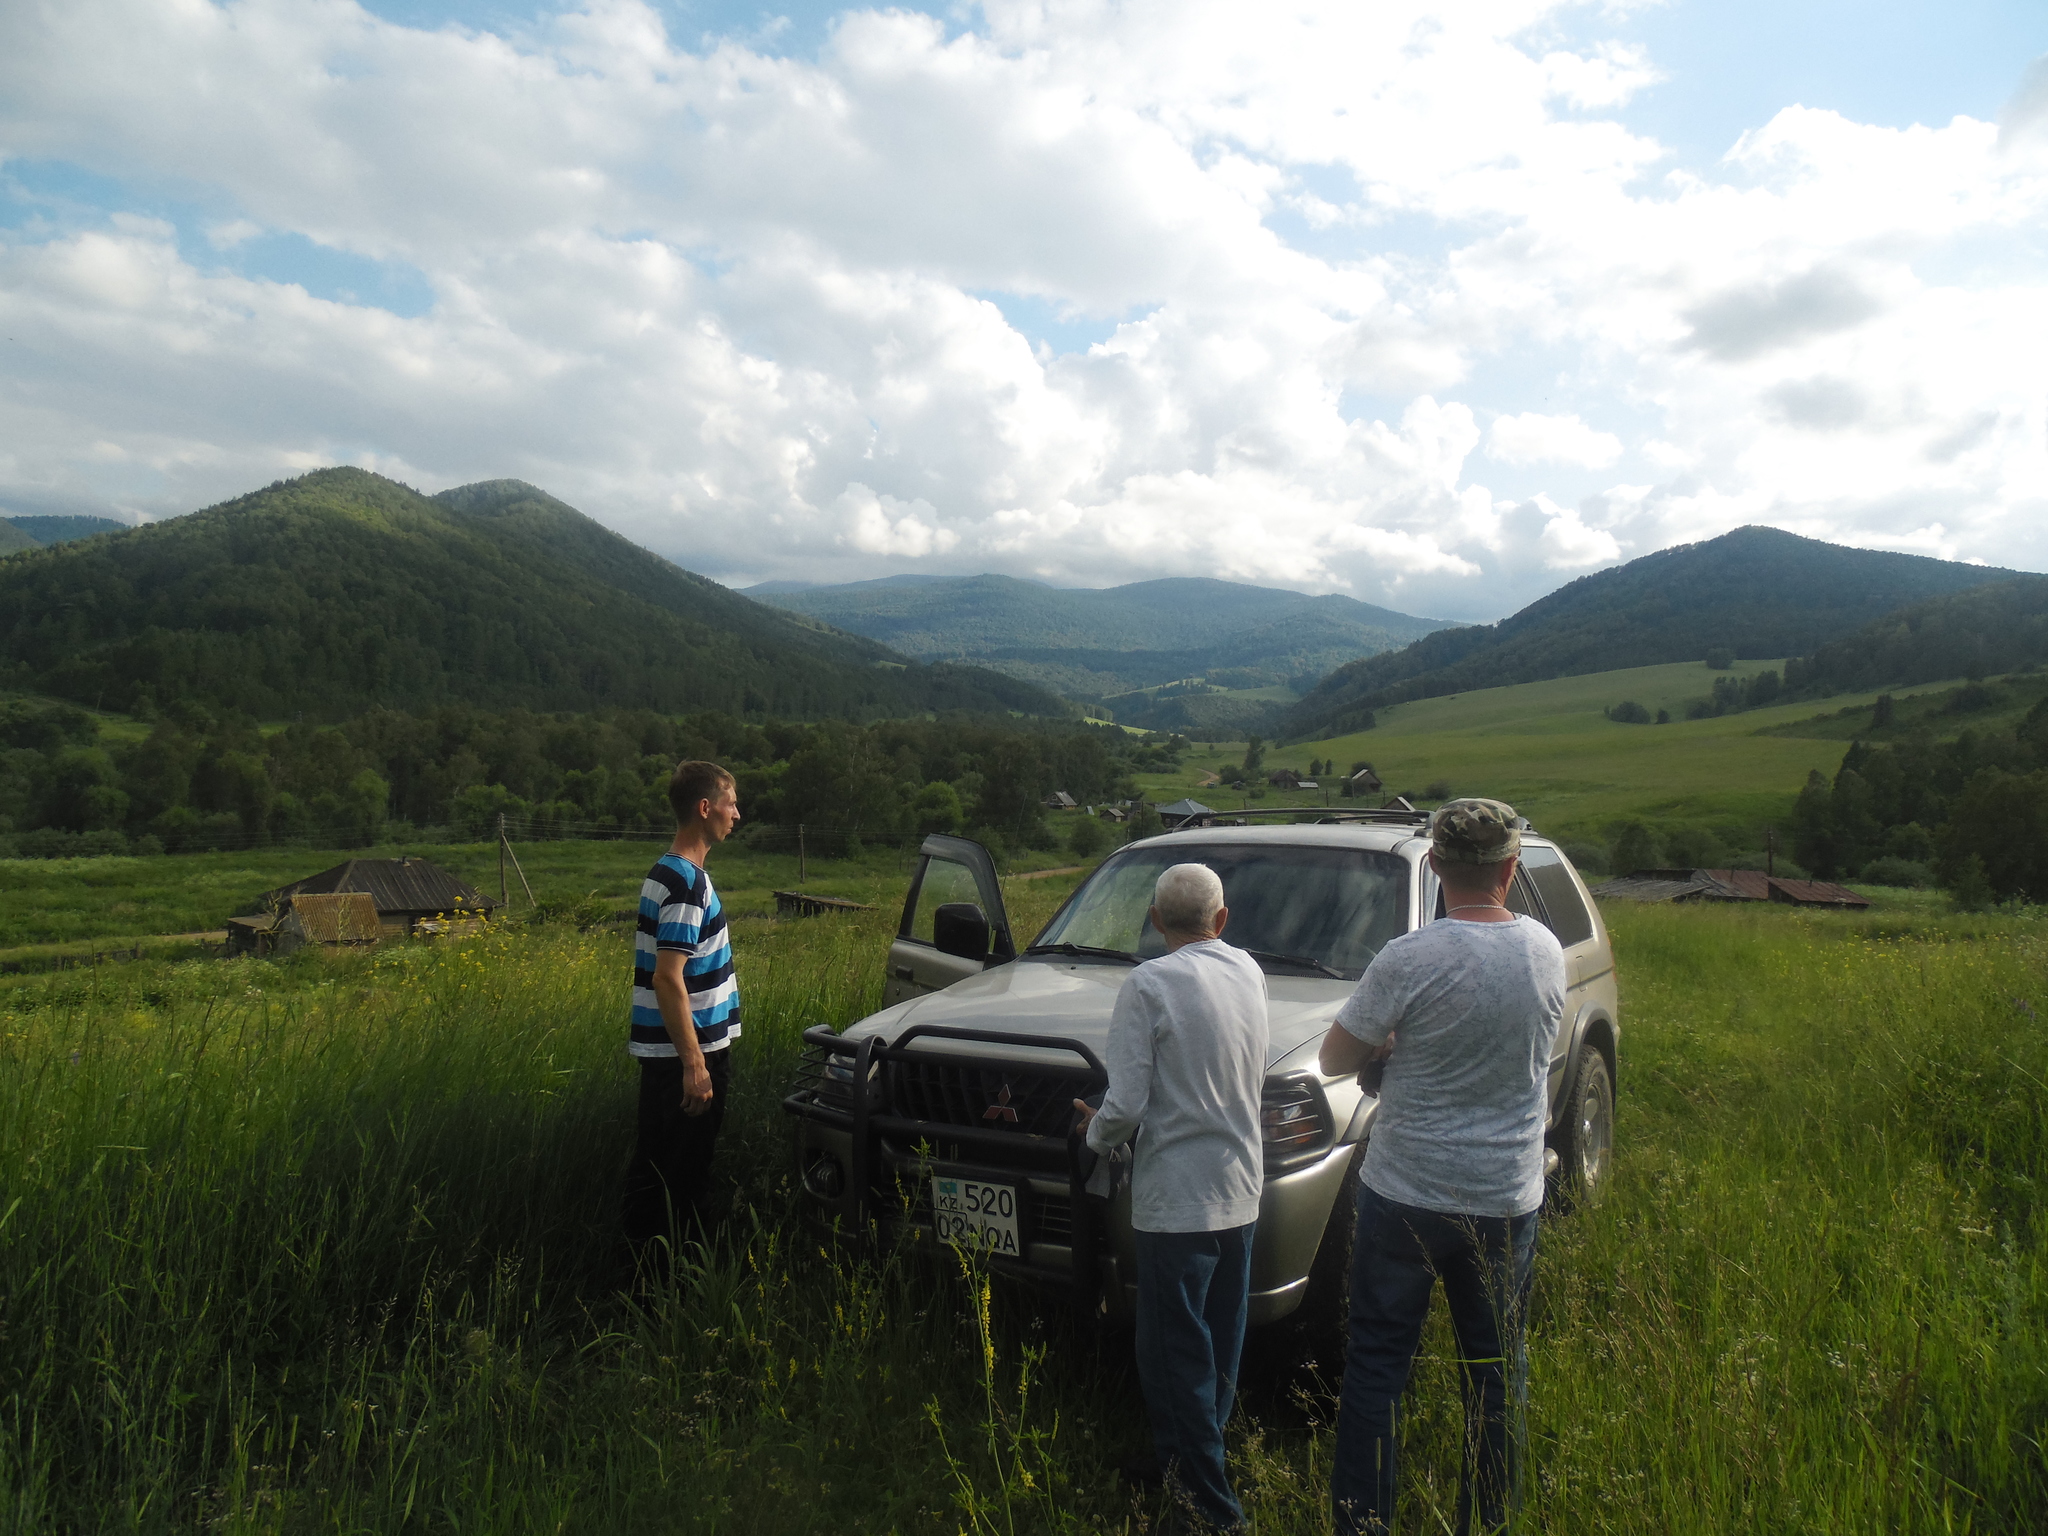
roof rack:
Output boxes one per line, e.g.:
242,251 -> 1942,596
1177,806 -> 1432,829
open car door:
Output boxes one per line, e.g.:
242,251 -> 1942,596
885,834 -> 1016,1007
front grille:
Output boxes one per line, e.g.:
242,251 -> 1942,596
889,1058 -> 1083,1138
1031,1192 -> 1072,1242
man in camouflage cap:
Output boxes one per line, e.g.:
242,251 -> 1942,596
1428,797 -> 1522,865
1318,797 -> 1564,1535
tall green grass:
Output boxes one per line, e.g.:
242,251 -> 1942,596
1,888 -> 2042,1531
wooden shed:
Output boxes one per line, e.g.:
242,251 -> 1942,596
241,856 -> 500,944
226,893 -> 383,956
1591,868 -> 1869,909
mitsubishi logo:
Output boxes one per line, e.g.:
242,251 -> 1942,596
983,1083 -> 1020,1124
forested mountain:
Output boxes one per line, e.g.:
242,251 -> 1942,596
751,572 -> 1452,697
1284,527 -> 2023,739
0,515 -> 129,548
0,520 -> 37,556
1783,576 -> 2048,696
0,470 -> 1063,722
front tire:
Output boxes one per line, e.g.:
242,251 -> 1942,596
1549,1046 -> 1613,1210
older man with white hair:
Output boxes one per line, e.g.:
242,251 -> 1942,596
1073,862 -> 1270,1533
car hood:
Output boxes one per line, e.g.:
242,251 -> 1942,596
840,955 -> 1350,1073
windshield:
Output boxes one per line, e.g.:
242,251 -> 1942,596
1031,842 -> 1411,980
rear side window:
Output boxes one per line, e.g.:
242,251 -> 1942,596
1520,845 -> 1596,948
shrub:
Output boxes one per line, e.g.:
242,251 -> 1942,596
1422,778 -> 1452,801
1662,825 -> 1728,869
1611,821 -> 1660,874
1606,701 -> 1652,724
1949,852 -> 1995,912
1858,856 -> 1933,888
1558,840 -> 1608,876
1066,815 -> 1109,858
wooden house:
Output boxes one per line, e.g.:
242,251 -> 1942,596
233,856 -> 501,953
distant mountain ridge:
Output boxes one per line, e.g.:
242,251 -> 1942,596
0,515 -> 129,549
0,470 -> 1065,722
1284,526 -> 2026,739
752,572 -> 1454,702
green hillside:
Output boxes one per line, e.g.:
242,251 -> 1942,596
1285,526 -> 2023,739
3,515 -> 128,547
0,470 -> 1064,722
0,520 -> 36,556
1146,658 -> 1985,870
752,572 -> 1452,698
1784,575 -> 2048,696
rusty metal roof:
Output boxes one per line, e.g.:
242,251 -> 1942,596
1697,868 -> 1772,901
255,857 -> 499,917
1593,867 -> 1869,909
1766,877 -> 1870,908
1589,875 -> 1715,903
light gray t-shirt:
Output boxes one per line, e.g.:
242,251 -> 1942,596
1086,939 -> 1270,1233
1337,915 -> 1566,1218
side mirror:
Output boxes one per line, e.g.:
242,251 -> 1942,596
933,902 -> 992,962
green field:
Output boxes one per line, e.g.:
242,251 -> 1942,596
0,837 -> 1080,962
2,870 -> 2043,1532
1149,660 -> 1988,862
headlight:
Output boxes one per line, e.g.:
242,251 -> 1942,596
1261,1077 -> 1332,1164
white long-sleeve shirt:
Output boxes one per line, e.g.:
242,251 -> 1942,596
1086,939 -> 1270,1233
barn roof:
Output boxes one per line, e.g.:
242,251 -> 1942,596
255,857 -> 498,917
1591,867 -> 1869,909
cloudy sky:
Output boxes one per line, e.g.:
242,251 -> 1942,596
3,0 -> 2045,620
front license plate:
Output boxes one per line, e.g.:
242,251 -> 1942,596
930,1176 -> 1022,1256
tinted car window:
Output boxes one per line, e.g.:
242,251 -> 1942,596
1520,844 -> 1596,947
1036,843 -> 1409,979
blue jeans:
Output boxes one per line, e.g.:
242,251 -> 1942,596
1332,1185 -> 1537,1536
1133,1223 -> 1256,1531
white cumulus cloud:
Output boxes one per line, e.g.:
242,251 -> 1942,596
0,2 -> 2041,619
1485,413 -> 1624,470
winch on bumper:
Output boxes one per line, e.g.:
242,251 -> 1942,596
782,1020 -> 1365,1327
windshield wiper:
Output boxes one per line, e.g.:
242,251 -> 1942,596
1238,948 -> 1346,979
1024,942 -> 1140,964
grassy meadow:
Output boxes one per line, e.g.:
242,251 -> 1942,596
1149,660 -> 1996,860
0,837 -> 1080,962
2,858 -> 2043,1532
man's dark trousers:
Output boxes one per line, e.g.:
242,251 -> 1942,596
1332,1185 -> 1537,1536
1133,1222 -> 1255,1531
621,1051 -> 731,1273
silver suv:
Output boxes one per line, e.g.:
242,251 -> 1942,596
782,809 -> 1618,1335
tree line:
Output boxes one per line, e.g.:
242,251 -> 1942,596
0,697 -> 1181,860
1789,692 -> 2048,902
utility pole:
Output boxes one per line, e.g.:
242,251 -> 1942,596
497,813 -> 534,906
1766,825 -> 1777,878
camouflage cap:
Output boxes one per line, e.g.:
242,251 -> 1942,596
1428,797 -> 1522,865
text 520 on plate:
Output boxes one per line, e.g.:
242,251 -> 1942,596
930,1176 -> 1021,1256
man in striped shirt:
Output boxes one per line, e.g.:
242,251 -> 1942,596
621,759 -> 743,1276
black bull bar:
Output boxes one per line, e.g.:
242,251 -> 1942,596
783,1021 -> 1111,1306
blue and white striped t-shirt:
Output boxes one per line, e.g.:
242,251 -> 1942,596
629,854 -> 741,1058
